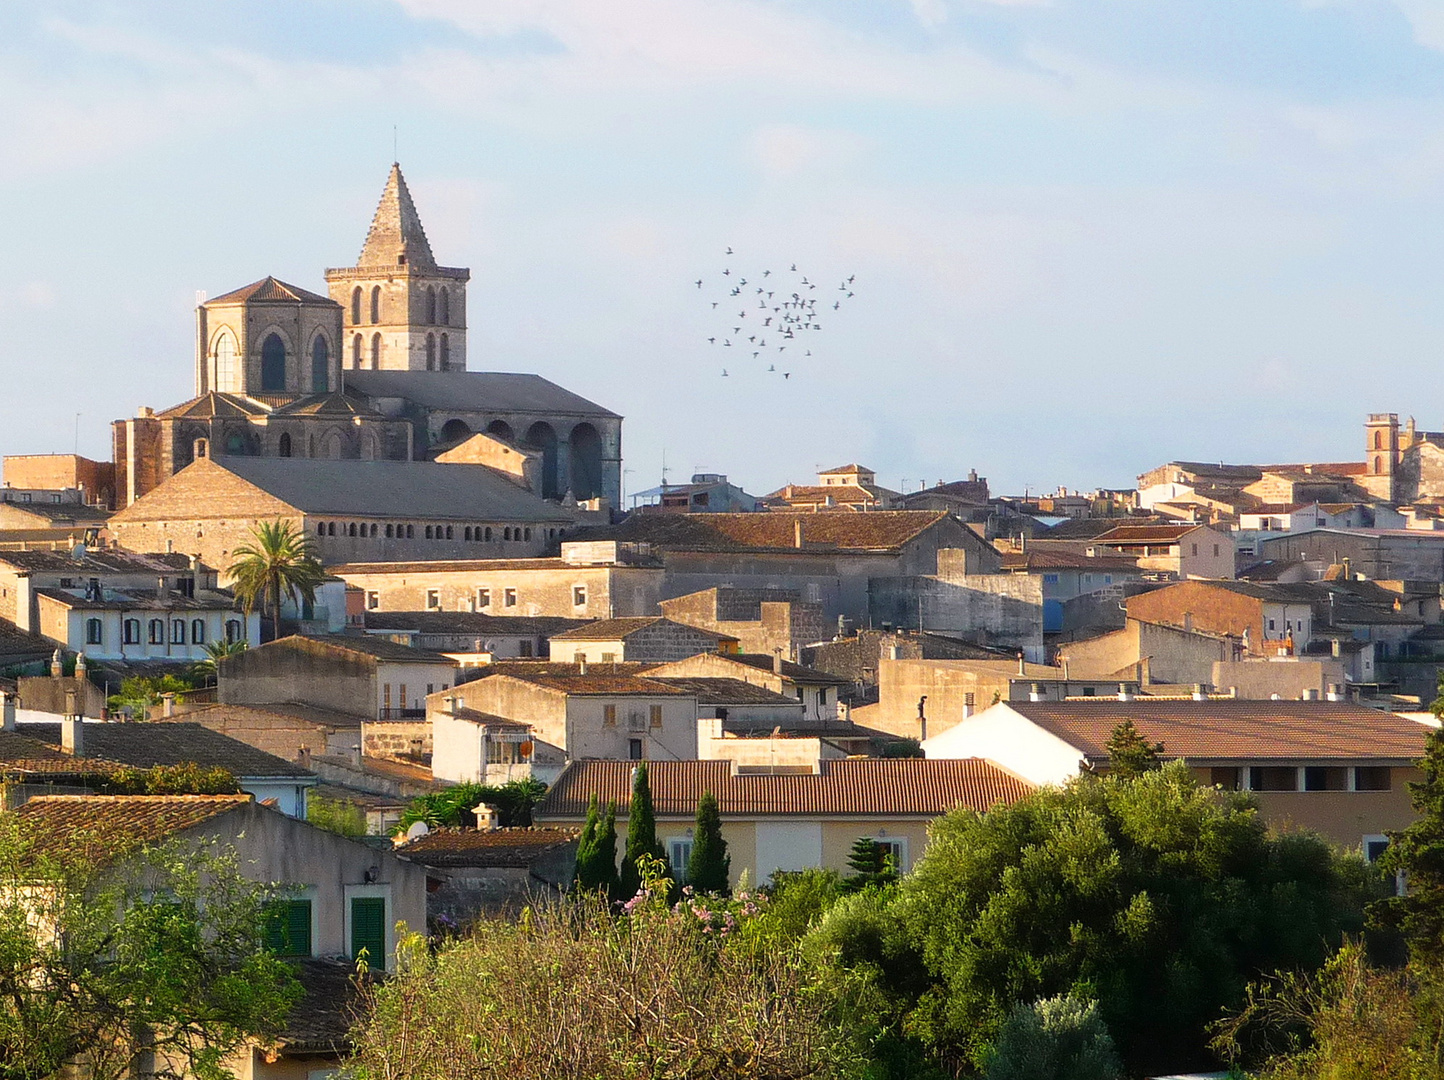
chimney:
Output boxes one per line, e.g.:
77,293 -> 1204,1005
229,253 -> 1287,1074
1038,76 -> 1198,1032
794,519 -> 804,548
578,657 -> 588,675
297,744 -> 312,769
1192,683 -> 1207,701
444,694 -> 458,714
1327,683 -> 1345,702
473,803 -> 499,831
1331,638 -> 1341,658
1117,683 -> 1133,703
773,649 -> 784,674
74,653 -> 86,680
50,650 -> 63,679
1062,658 -> 1070,680
1301,687 -> 1319,701
1029,682 -> 1045,703
917,695 -> 928,742
160,692 -> 175,719
0,691 -> 14,733
1017,652 -> 1026,676
61,691 -> 83,756
887,644 -> 901,661
1140,656 -> 1152,687
1182,611 -> 1193,634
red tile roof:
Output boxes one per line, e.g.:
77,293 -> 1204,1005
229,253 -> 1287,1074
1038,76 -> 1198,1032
588,510 -> 952,553
14,794 -> 252,862
397,827 -> 578,868
486,673 -> 693,696
1007,701 -> 1429,762
1092,524 -> 1210,544
537,758 -> 1034,818
205,276 -> 337,306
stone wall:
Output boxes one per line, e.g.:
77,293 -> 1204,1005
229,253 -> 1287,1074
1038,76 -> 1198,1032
868,575 -> 1044,661
363,719 -> 433,759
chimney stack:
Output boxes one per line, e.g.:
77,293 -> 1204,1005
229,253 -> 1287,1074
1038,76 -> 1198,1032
61,691 -> 83,756
0,691 -> 14,733
1017,652 -> 1026,676
578,657 -> 588,675
1331,638 -> 1341,658
1029,682 -> 1045,703
1182,611 -> 1194,634
1117,683 -> 1133,703
794,519 -> 804,548
50,650 -> 63,679
773,649 -> 784,674
1301,687 -> 1320,701
1192,683 -> 1207,701
160,692 -> 175,719
1327,683 -> 1345,702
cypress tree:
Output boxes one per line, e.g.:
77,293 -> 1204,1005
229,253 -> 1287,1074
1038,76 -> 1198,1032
619,762 -> 667,898
596,799 -> 621,900
572,793 -> 602,892
1104,719 -> 1164,780
686,790 -> 730,895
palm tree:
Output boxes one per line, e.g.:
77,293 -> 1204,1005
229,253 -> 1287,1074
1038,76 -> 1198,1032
228,520 -> 327,642
191,638 -> 248,683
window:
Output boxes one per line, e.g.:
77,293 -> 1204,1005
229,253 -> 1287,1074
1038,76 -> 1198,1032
226,619 -> 242,643
351,896 -> 386,964
477,588 -> 491,608
440,334 -> 450,370
464,527 -> 471,541
504,588 -> 517,607
351,287 -> 362,324
445,525 -> 453,540
1213,544 -> 1221,557
668,838 -> 693,882
628,738 -> 643,760
311,336 -> 329,392
426,589 -> 440,610
873,839 -> 907,873
1365,835 -> 1390,862
650,704 -> 663,728
573,585 -> 587,607
1355,766 -> 1392,791
123,619 -> 141,645
1250,766 -> 1298,792
600,652 -> 616,662
440,288 -> 450,325
426,287 -> 437,324
348,523 -> 357,537
1191,543 -> 1199,556
519,640 -> 533,657
366,591 -> 380,611
370,333 -> 381,368
405,524 -> 414,538
385,524 -> 394,538
425,525 -> 433,539
503,527 -> 512,541
85,618 -> 102,645
369,286 -> 381,324
524,527 -> 531,541
261,333 -> 286,392
266,898 -> 313,957
191,619 -> 205,644
1211,766 -> 1240,790
278,432 -> 292,457
426,334 -> 436,370
383,684 -> 392,711
819,688 -> 828,707
352,334 -> 362,367
399,684 -> 408,709
1268,619 -> 1276,632
484,526 -> 492,541
213,331 -> 237,391
1081,686 -> 1096,697
1304,766 -> 1348,792
1042,573 -> 1059,584
603,704 -> 617,726
171,619 -> 186,645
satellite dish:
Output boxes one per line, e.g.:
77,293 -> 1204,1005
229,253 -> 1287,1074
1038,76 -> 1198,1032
405,821 -> 430,840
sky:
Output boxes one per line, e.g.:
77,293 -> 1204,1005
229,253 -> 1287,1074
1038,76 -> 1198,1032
4,0 -> 1444,500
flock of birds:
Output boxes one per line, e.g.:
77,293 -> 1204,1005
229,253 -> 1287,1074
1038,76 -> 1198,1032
696,247 -> 858,379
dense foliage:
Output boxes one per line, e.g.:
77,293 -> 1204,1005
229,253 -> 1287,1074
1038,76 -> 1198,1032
0,816 -> 300,1080
1102,718 -> 1164,779
191,638 -> 249,682
619,761 -> 667,899
815,763 -> 1372,1075
686,790 -> 730,894
106,673 -> 196,718
574,794 -> 621,897
104,762 -> 240,795
982,995 -> 1122,1080
396,778 -> 547,832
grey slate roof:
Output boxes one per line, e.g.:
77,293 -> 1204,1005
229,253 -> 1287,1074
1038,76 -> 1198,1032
210,457 -> 574,523
281,634 -> 458,664
19,721 -> 315,779
0,550 -> 196,574
362,612 -> 588,637
344,370 -> 619,419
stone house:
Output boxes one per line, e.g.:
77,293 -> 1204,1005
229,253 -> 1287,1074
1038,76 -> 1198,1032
394,826 -> 578,924
641,652 -> 851,725
534,757 -> 1034,887
360,611 -> 588,661
763,463 -> 901,511
106,455 -> 576,574
1088,523 -> 1236,580
1057,618 -> 1236,686
1125,580 -> 1317,652
921,699 -> 1428,850
999,547 -> 1145,634
219,634 -> 458,720
1259,527 -> 1444,583
548,616 -> 738,664
658,585 -> 825,659
3,453 -> 115,509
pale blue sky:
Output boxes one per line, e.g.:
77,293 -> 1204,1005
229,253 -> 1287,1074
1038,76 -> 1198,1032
4,0 -> 1444,498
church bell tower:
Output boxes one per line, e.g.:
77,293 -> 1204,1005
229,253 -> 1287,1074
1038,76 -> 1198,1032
325,164 -> 470,373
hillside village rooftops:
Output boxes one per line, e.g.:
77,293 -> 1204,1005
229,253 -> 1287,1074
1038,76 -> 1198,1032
1004,700 -> 1429,763
1000,549 -> 1142,572
549,616 -> 735,643
538,758 -> 1034,818
671,652 -> 852,686
643,677 -> 804,706
481,672 -> 694,696
1092,524 -> 1217,544
0,501 -> 111,524
575,510 -> 953,554
343,370 -> 620,419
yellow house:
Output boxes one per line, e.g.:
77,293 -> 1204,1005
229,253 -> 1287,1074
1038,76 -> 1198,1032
534,757 -> 1034,887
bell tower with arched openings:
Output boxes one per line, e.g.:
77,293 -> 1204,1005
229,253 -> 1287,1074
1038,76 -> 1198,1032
1362,412 -> 1401,501
325,163 -> 470,373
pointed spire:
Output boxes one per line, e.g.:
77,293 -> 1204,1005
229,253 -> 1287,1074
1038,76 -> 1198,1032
358,163 -> 436,269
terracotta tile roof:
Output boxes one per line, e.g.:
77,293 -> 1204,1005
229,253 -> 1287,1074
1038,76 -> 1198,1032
820,464 -> 869,475
0,730 -> 116,777
175,701 -> 368,730
21,721 -> 316,778
644,677 -> 804,706
468,661 -> 647,679
275,634 -> 457,664
14,794 -> 253,861
270,390 -> 382,419
155,392 -> 271,420
342,370 -> 618,419
205,276 -> 337,307
538,758 -> 1034,818
579,511 -> 952,553
486,672 -> 692,696
362,612 -> 588,637
765,485 -> 887,504
1092,524 -> 1210,544
550,616 -> 734,643
1007,701 -> 1429,762
276,958 -> 374,1053
33,586 -> 239,612
1000,550 -> 1142,572
397,826 -> 578,868
643,653 -> 851,686
0,550 -> 196,574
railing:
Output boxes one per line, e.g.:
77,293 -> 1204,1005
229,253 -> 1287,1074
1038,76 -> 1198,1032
377,708 -> 426,721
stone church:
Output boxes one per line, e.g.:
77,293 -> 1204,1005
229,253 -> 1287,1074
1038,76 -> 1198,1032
112,165 -> 622,510
1362,412 -> 1444,504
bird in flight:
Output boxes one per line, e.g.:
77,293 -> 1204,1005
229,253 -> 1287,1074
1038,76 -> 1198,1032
695,280 -> 702,288
722,368 -> 729,376
783,372 -> 791,379
726,246 -> 734,255
707,337 -> 715,344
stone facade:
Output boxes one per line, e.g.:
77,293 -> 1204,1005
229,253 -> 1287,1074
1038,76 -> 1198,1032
1057,618 -> 1235,685
659,586 -> 826,659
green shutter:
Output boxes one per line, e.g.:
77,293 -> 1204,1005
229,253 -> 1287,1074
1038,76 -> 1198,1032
265,899 -> 313,957
351,896 -> 386,966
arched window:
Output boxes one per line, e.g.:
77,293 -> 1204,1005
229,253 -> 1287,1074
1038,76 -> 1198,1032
123,619 -> 141,645
316,522 -> 325,535
311,336 -> 329,392
226,619 -> 242,643
1375,430 -> 1384,450
1375,455 -> 1385,473
86,618 -> 102,645
171,619 -> 186,644
370,285 -> 381,324
445,525 -> 453,539
352,334 -> 362,367
405,524 -> 414,538
351,287 -> 362,324
226,433 -> 245,455
485,526 -> 492,541
426,287 -> 437,324
213,331 -> 237,392
464,527 -> 472,541
440,289 -> 450,325
370,333 -> 382,369
440,334 -> 450,371
426,334 -> 436,371
278,433 -> 292,457
148,619 -> 165,645
385,524 -> 394,538
370,523 -> 378,537
191,619 -> 205,644
524,527 -> 531,541
327,522 -> 336,536
261,333 -> 286,392
349,523 -> 357,537
425,525 -> 433,539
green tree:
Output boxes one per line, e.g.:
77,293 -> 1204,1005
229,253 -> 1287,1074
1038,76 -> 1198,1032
395,778 -> 547,833
686,790 -> 731,895
845,837 -> 897,890
1376,724 -> 1444,966
227,520 -> 326,642
574,794 -> 604,893
619,761 -> 668,899
595,800 -> 621,900
0,816 -> 301,1080
827,763 -> 1369,1076
191,637 -> 249,682
1104,719 -> 1164,779
984,995 -> 1123,1080
106,674 -> 195,719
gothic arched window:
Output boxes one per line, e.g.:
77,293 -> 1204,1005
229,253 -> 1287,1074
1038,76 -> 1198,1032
440,333 -> 450,371
213,331 -> 237,392
260,333 -> 286,392
426,334 -> 436,371
1374,430 -> 1384,450
352,334 -> 362,368
370,286 -> 381,324
311,335 -> 329,393
351,287 -> 362,324
278,433 -> 292,457
370,333 -> 382,369
440,289 -> 450,325
426,287 -> 437,324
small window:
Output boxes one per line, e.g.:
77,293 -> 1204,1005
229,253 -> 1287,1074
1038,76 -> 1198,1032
426,589 -> 440,611
873,839 -> 907,873
191,619 -> 205,644
484,527 -> 492,541
1355,766 -> 1392,791
1042,573 -> 1059,584
1365,835 -> 1391,863
1250,766 -> 1298,792
123,619 -> 141,645
1211,766 -> 1240,790
86,618 -> 102,645
504,588 -> 517,608
504,527 -> 512,541
1213,544 -> 1220,557
327,522 -> 336,536
573,585 -> 587,607
603,704 -> 617,726
668,838 -> 693,882
316,523 -> 325,536
819,688 -> 828,707
628,738 -> 643,760
405,525 -> 414,539
445,525 -> 453,540
366,591 -> 380,611
1191,543 -> 1199,557
464,527 -> 472,541
1268,619 -> 1276,632
425,525 -> 433,540
524,527 -> 532,541
477,588 -> 491,608
650,704 -> 663,728
1082,686 -> 1095,697
171,619 -> 186,645
600,652 -> 616,662
370,285 -> 381,324
226,619 -> 242,643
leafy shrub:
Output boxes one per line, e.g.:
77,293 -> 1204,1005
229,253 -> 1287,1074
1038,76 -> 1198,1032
983,995 -> 1122,1080
103,763 -> 240,795
395,778 -> 546,833
307,794 -> 368,838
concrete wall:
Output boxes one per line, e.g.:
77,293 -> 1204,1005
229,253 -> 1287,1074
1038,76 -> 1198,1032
1059,619 -> 1233,684
868,574 -> 1044,661
220,640 -> 377,716
551,622 -> 728,664
659,588 -> 826,659
1211,659 -> 1348,700
1260,530 -> 1444,582
362,719 -> 432,759
178,705 -> 360,760
696,717 -> 843,766
434,432 -> 539,491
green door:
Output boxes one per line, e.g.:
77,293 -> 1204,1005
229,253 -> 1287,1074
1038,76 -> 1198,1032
351,896 -> 386,967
